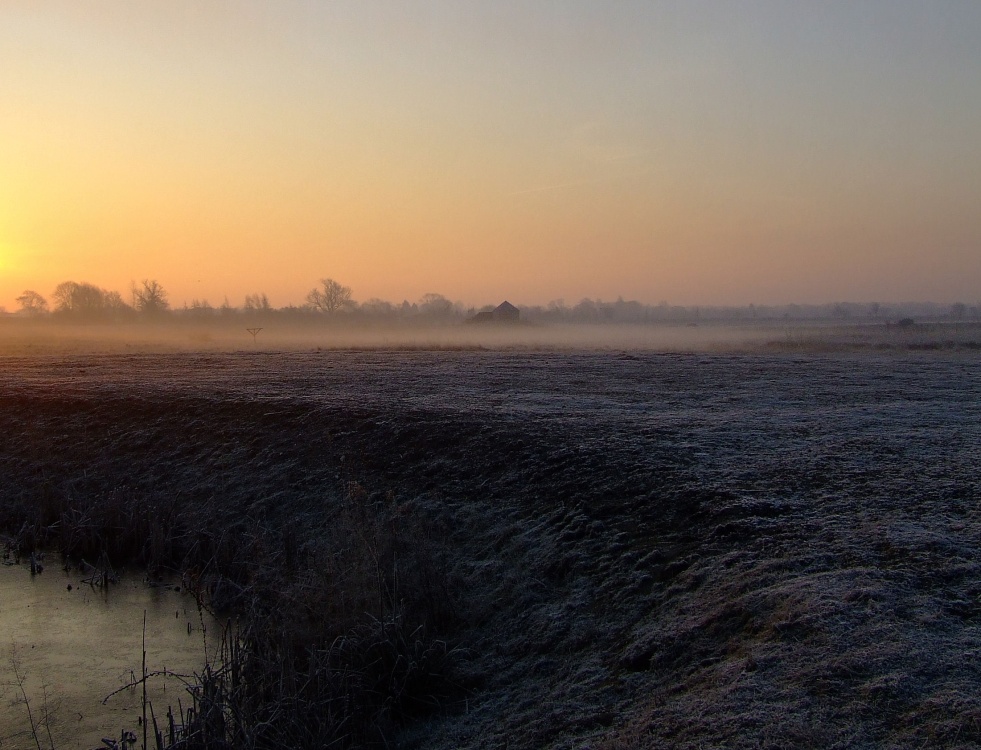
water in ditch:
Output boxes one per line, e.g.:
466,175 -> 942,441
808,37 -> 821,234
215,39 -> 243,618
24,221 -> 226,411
0,559 -> 219,749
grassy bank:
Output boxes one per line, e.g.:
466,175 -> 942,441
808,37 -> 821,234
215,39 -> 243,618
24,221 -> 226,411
2,350 -> 980,748
1,392 -> 474,747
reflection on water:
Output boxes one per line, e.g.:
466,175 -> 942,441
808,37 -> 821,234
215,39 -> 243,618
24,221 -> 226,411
0,560 -> 218,749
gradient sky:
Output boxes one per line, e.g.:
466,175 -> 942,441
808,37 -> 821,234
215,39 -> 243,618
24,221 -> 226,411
2,1 -> 980,310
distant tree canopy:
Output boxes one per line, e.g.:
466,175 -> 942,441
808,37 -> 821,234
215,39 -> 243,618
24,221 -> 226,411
359,298 -> 397,317
52,281 -> 131,318
418,293 -> 456,318
306,278 -> 353,313
133,279 -> 169,315
16,290 -> 48,315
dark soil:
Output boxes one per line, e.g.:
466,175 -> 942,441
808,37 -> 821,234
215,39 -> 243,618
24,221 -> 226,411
1,350 -> 979,748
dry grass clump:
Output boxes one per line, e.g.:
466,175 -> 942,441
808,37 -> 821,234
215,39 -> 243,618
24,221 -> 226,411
151,485 -> 465,749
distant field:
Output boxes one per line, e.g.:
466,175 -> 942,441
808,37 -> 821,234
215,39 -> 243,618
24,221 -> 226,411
2,317 -> 980,356
1,347 -> 979,748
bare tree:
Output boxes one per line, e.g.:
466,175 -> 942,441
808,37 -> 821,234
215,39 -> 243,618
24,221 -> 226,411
133,279 -> 169,316
104,290 -> 130,313
244,292 -> 271,312
16,290 -> 48,316
219,296 -> 236,316
306,278 -> 353,313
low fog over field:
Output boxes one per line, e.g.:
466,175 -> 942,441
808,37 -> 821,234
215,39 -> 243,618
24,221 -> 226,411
5,278 -> 980,356
1,318 -> 781,354
3,317 -> 981,358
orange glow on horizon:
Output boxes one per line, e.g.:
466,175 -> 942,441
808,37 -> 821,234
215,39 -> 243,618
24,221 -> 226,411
2,3 -> 980,311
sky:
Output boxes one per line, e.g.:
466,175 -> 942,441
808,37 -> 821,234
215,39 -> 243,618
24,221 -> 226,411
1,1 -> 980,310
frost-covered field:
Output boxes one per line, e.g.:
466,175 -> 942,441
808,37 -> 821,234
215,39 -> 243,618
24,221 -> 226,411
1,349 -> 980,748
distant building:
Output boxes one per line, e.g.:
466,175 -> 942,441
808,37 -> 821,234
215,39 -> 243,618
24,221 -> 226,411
493,301 -> 519,321
467,300 -> 520,325
468,311 -> 495,324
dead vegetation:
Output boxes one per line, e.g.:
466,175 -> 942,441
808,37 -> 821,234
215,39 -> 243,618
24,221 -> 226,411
0,350 -> 979,748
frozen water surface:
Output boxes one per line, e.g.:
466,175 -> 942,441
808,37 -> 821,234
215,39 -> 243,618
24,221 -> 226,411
0,563 -> 216,750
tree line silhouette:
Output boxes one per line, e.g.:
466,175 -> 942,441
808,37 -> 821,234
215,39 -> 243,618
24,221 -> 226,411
16,279 -> 171,320
11,278 -> 472,323
9,278 -> 980,324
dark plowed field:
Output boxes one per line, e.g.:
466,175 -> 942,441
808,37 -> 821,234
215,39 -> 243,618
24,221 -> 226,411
2,350 -> 980,748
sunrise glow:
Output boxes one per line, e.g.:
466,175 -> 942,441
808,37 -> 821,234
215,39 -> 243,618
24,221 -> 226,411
2,2 -> 980,311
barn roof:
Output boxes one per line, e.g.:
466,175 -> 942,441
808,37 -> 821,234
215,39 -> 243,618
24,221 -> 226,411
495,301 -> 519,314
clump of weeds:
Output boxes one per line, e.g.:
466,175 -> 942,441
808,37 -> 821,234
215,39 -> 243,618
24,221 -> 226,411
169,485 -> 465,749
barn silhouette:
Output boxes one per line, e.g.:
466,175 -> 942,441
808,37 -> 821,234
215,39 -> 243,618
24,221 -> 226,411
467,301 -> 520,324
